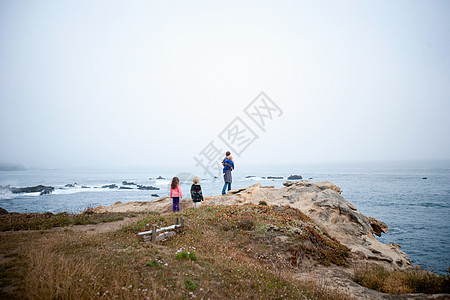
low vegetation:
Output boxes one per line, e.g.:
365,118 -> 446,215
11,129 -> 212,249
0,211 -> 134,231
353,264 -> 450,294
0,204 -> 354,299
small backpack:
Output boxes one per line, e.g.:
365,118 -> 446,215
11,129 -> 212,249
191,184 -> 203,203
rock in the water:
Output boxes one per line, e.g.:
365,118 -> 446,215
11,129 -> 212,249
287,175 -> 302,180
119,186 -> 133,190
137,185 -> 159,190
245,175 -> 256,178
151,194 -> 159,197
65,183 -> 76,188
40,187 -> 54,195
422,177 -> 427,179
0,207 -> 9,215
102,184 -> 118,189
81,186 -> 90,188
156,176 -> 164,180
267,176 -> 283,179
10,185 -> 55,195
122,181 -> 136,185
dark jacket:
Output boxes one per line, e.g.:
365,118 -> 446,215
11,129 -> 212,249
190,184 -> 204,203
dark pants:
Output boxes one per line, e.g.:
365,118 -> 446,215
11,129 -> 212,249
172,197 -> 180,212
222,182 -> 231,195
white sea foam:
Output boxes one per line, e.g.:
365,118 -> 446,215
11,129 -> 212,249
54,186 -> 127,195
53,188 -> 84,195
244,176 -> 263,181
155,179 -> 171,185
0,189 -> 15,200
0,189 -> 43,200
242,176 -> 286,181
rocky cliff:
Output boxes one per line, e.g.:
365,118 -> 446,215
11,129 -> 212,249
89,180 -> 412,270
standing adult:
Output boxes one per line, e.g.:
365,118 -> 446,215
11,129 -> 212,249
222,153 -> 234,195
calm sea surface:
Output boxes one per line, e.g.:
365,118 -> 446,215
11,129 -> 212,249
1,160 -> 449,273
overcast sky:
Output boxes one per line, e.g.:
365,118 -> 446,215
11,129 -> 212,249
0,0 -> 449,170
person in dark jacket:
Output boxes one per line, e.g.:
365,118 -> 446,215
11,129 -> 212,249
222,156 -> 234,195
190,176 -> 204,208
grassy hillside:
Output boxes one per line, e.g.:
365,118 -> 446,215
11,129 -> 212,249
0,204 -> 353,299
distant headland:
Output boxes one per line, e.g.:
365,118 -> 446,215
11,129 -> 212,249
0,163 -> 26,171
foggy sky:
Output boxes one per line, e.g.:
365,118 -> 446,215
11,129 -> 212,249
1,0 -> 449,170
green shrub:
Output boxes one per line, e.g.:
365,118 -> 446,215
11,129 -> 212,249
188,252 -> 197,261
176,250 -> 197,261
184,278 -> 199,291
146,260 -> 158,267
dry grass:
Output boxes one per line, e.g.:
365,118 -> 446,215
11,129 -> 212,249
0,211 -> 135,231
0,204 -> 357,299
353,263 -> 450,294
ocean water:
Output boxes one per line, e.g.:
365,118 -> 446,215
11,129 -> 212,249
0,160 -> 449,273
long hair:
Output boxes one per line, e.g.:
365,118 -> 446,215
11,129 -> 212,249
171,177 -> 179,189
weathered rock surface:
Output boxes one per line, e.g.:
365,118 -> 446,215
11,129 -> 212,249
0,207 -> 9,215
89,180 -> 412,269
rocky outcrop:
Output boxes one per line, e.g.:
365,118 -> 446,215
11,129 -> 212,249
89,180 -> 412,269
122,181 -> 136,186
0,207 -> 9,215
102,184 -> 118,189
287,175 -> 303,180
9,185 -> 55,195
227,181 -> 410,269
137,185 -> 159,190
